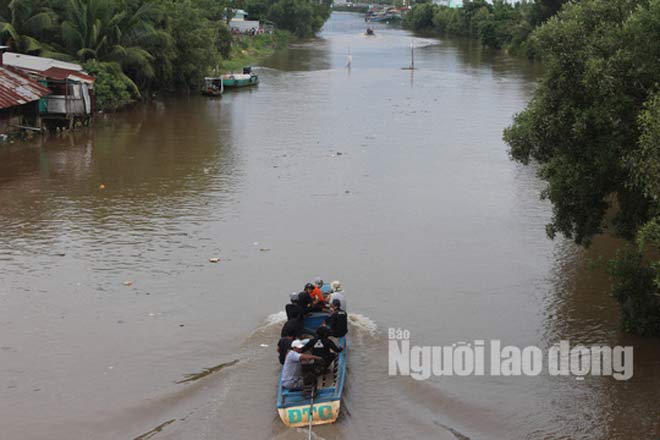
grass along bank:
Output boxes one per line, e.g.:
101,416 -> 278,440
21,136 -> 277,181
220,31 -> 291,73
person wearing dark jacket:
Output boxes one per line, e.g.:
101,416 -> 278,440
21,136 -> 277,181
325,299 -> 348,338
285,292 -> 304,321
302,326 -> 342,371
297,289 -> 313,314
281,315 -> 304,338
277,336 -> 293,365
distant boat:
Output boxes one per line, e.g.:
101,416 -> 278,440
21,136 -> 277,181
222,66 -> 259,88
276,312 -> 348,429
202,77 -> 223,96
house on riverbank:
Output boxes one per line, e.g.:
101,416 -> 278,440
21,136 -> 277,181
0,62 -> 51,135
227,8 -> 270,34
2,51 -> 95,129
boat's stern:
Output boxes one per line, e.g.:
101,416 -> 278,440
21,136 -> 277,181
278,400 -> 340,428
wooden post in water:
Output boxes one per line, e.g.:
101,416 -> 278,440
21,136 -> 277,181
402,41 -> 415,70
410,41 -> 415,70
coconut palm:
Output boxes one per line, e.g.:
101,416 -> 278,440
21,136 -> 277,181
60,0 -> 171,82
0,0 -> 57,54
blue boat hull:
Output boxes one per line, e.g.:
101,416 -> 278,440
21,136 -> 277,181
276,312 -> 348,427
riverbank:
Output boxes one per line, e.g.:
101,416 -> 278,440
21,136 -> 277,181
402,2 -> 563,57
0,0 -> 330,113
89,30 -> 291,112
332,4 -> 369,14
220,30 -> 291,73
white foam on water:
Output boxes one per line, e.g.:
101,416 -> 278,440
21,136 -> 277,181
261,311 -> 287,328
247,311 -> 287,338
348,313 -> 378,335
414,37 -> 440,48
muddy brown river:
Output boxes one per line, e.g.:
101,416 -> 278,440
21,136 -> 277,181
1,12 -> 658,440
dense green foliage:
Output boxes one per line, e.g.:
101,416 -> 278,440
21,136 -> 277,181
0,0 -> 328,109
246,0 -> 331,37
608,248 -> 660,336
404,0 -> 569,55
83,59 -> 138,110
503,0 -> 660,335
0,0 -> 58,54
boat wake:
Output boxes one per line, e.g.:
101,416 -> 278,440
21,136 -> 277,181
347,313 -> 378,335
262,310 -> 288,328
412,37 -> 440,49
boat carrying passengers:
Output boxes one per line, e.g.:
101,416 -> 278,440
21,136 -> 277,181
277,279 -> 348,389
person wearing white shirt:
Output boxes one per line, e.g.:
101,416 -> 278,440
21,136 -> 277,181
329,280 -> 346,311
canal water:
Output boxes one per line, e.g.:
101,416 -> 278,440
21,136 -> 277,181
1,12 -> 658,440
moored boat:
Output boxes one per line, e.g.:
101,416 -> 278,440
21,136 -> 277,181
202,77 -> 223,96
276,312 -> 348,427
222,66 -> 259,88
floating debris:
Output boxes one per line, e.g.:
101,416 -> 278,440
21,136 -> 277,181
260,343 -> 269,348
208,257 -> 220,263
259,248 -> 271,252
176,359 -> 239,384
134,419 -> 176,440
99,184 -> 106,190
123,280 -> 133,286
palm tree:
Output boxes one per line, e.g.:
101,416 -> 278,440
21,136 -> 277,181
60,0 -> 171,82
0,0 -> 57,54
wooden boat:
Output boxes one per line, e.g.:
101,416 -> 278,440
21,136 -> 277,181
276,312 -> 348,428
222,66 -> 259,88
202,77 -> 223,96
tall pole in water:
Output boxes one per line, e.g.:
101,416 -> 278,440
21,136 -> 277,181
411,41 -> 415,70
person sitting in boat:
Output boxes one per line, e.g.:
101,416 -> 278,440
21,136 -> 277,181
315,277 -> 333,295
298,288 -> 313,314
329,280 -> 346,311
281,309 -> 304,338
277,335 -> 293,365
325,299 -> 348,338
285,292 -> 304,321
305,283 -> 325,312
281,340 -> 322,390
311,280 -> 325,301
302,326 -> 342,372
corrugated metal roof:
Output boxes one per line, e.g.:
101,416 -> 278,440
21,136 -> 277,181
3,52 -> 83,74
0,66 -> 51,109
41,67 -> 95,84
